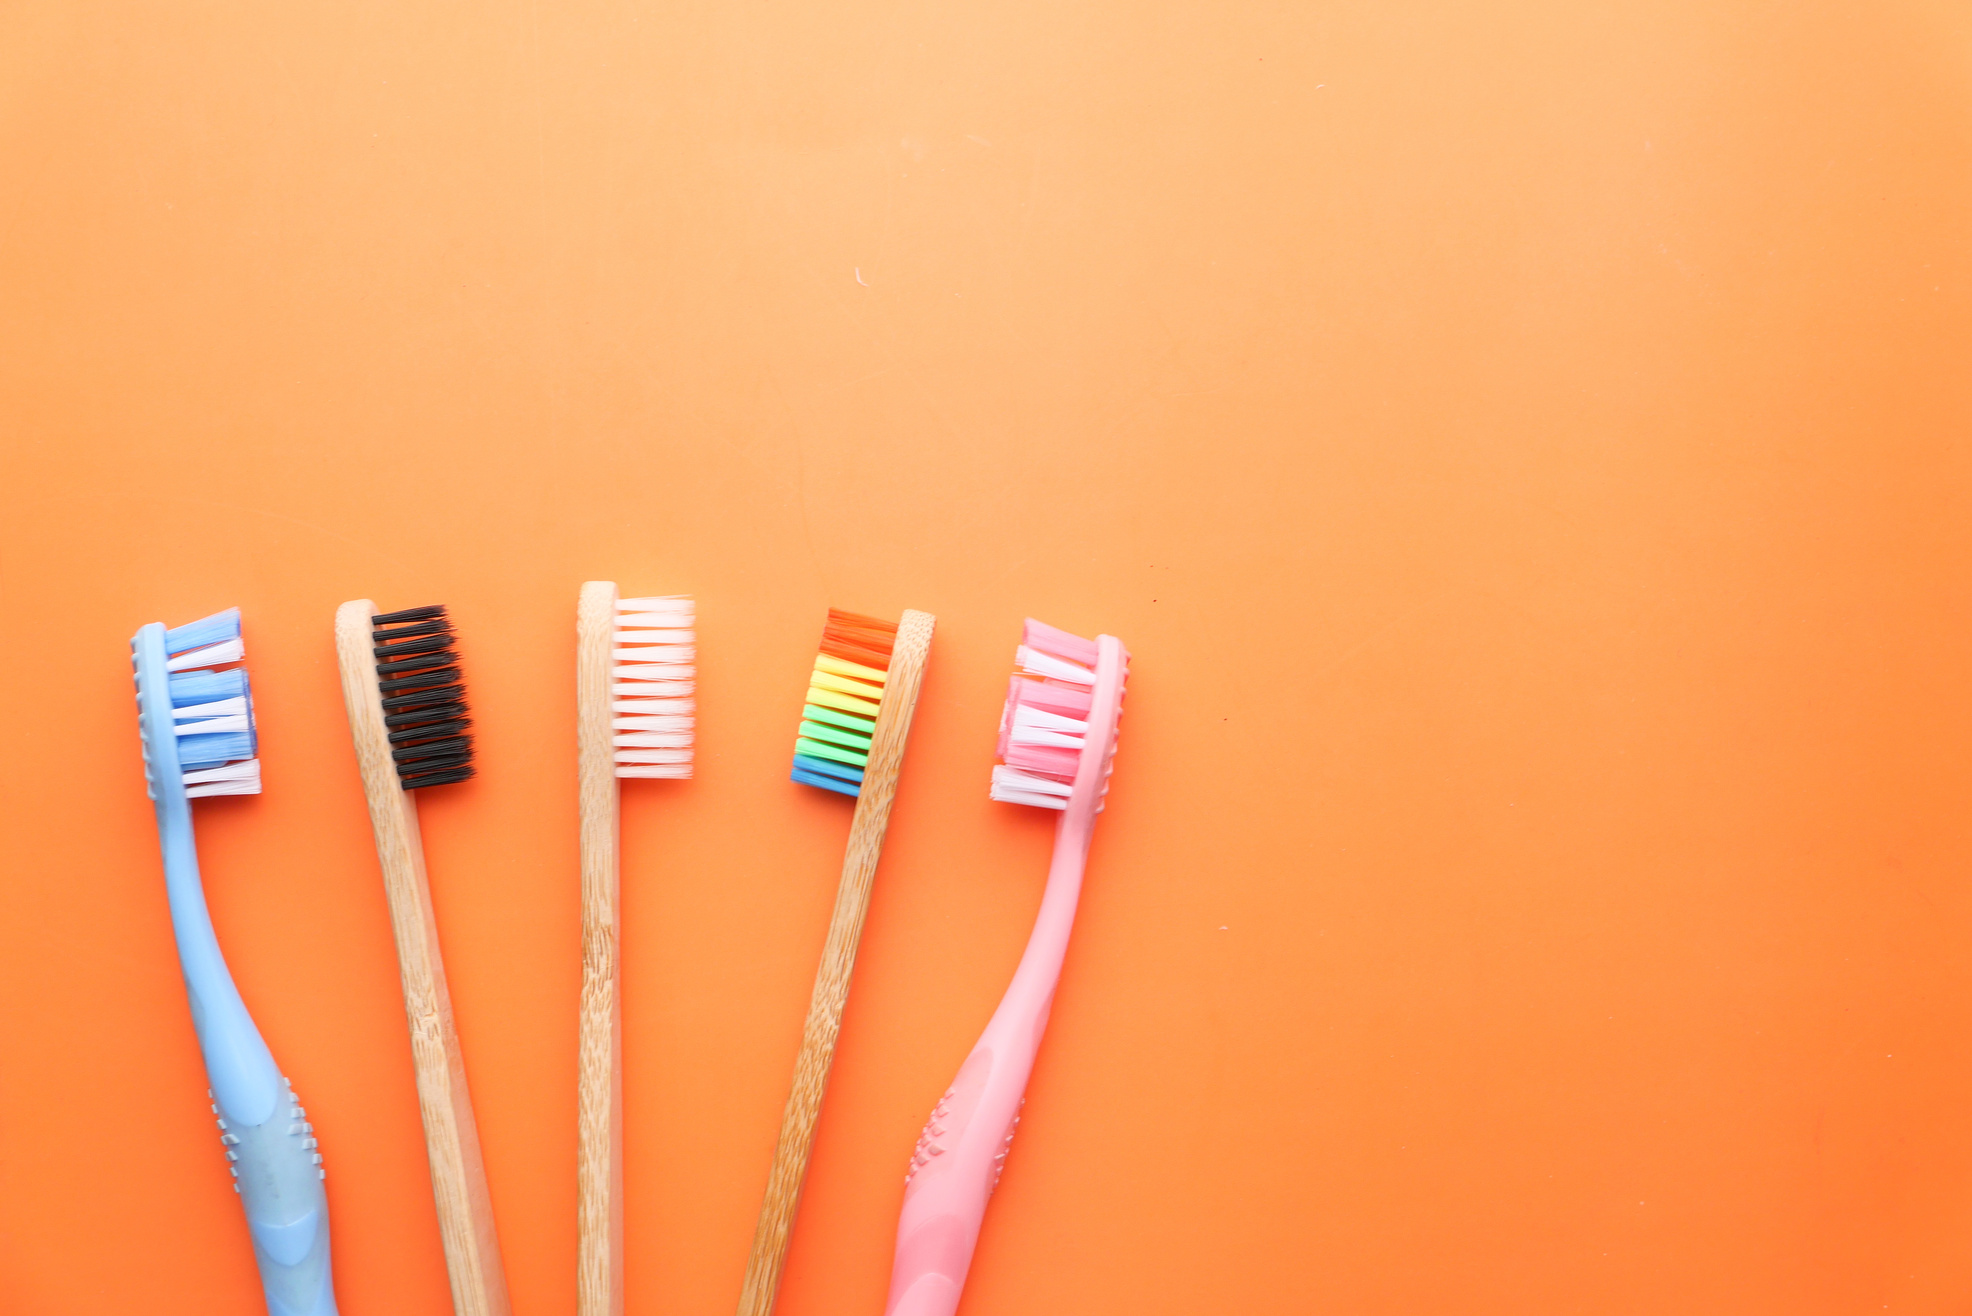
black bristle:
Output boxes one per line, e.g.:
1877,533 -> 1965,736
382,686 -> 463,714
379,666 -> 461,696
371,604 -> 474,790
388,719 -> 471,746
401,765 -> 475,788
392,737 -> 472,765
374,634 -> 456,660
384,703 -> 467,730
373,617 -> 453,641
372,604 -> 448,626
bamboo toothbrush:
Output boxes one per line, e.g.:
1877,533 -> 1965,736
881,620 -> 1129,1316
734,608 -> 936,1316
576,584 -> 695,1316
132,606 -> 339,1316
334,601 -> 510,1316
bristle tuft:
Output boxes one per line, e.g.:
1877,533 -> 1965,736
373,605 -> 474,789
789,609 -> 898,796
164,607 -> 242,657
612,595 -> 693,778
185,759 -> 262,797
141,609 -> 262,799
1021,619 -> 1100,667
990,619 -> 1127,811
819,609 -> 898,672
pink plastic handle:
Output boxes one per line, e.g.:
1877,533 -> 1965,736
883,635 -> 1126,1316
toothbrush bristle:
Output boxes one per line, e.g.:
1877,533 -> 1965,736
371,605 -> 474,789
989,619 -> 1125,811
153,607 -> 262,797
612,595 -> 695,779
790,609 -> 899,798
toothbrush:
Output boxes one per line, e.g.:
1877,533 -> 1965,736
735,608 -> 936,1316
334,601 -> 511,1316
131,606 -> 339,1316
575,584 -> 695,1316
881,620 -> 1129,1316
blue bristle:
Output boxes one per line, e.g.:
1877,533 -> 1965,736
794,753 -> 865,785
164,607 -> 241,656
791,766 -> 861,797
793,753 -> 864,785
168,668 -> 250,708
178,730 -> 254,770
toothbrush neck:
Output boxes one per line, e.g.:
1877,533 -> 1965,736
155,792 -> 282,1127
994,801 -> 1097,1017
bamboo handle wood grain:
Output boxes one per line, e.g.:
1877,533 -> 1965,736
575,581 -> 625,1316
735,608 -> 936,1316
335,599 -> 513,1316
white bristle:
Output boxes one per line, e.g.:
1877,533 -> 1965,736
615,664 -> 697,681
1009,704 -> 1088,748
176,713 -> 251,736
611,698 -> 694,716
184,758 -> 261,797
183,757 -> 262,797
1015,644 -> 1094,686
167,637 -> 244,672
173,696 -> 247,720
990,765 -> 1075,809
613,715 -> 693,732
612,594 -> 694,779
611,680 -> 694,697
613,732 -> 692,748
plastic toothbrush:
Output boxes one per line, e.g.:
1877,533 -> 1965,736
132,606 -> 339,1316
881,619 -> 1129,1316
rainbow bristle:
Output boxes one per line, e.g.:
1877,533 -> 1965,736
790,609 -> 899,798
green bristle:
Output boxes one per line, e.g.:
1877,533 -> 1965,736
799,719 -> 872,753
797,736 -> 870,768
802,703 -> 876,734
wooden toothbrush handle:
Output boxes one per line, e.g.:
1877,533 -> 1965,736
736,609 -> 936,1316
575,582 -> 625,1316
336,600 -> 513,1316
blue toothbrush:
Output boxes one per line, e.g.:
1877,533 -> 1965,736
132,607 -> 338,1316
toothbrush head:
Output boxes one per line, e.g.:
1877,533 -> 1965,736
370,605 -> 475,789
610,594 -> 695,779
789,609 -> 901,798
989,620 -> 1130,812
132,606 -> 262,799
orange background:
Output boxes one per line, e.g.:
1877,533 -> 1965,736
3,1 -> 1971,1313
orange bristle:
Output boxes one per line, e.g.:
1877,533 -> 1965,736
820,609 -> 898,672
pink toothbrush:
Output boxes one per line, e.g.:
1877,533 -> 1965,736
882,620 -> 1129,1316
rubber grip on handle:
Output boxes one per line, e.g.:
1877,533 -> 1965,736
220,1079 -> 338,1316
884,1039 -> 1034,1316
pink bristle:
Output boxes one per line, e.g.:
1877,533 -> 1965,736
1005,741 -> 1081,778
1022,619 -> 1099,666
997,677 -> 1095,758
1020,680 -> 1093,717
